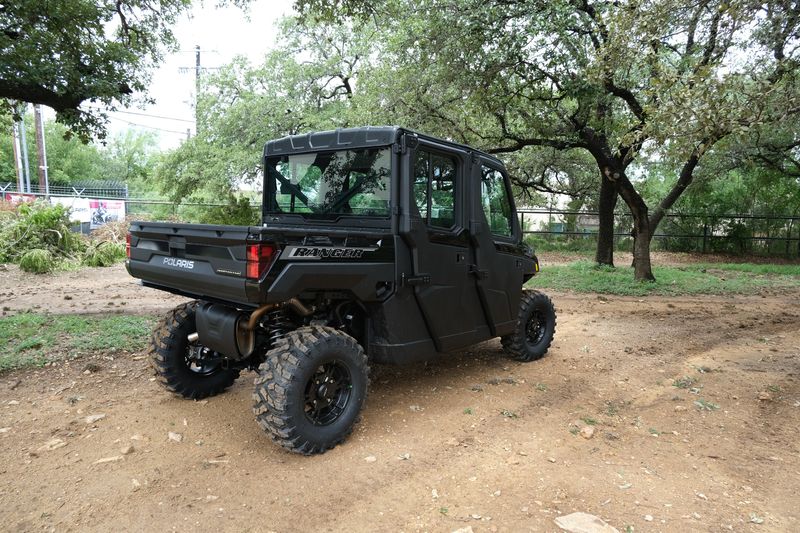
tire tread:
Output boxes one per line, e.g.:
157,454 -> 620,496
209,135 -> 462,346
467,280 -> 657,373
252,326 -> 369,455
501,289 -> 557,362
149,301 -> 240,399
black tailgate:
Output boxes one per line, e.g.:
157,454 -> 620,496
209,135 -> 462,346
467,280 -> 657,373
126,222 -> 259,305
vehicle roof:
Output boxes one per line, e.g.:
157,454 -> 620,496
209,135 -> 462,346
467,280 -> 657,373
263,126 -> 503,166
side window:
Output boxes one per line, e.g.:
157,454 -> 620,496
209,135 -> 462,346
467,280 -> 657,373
413,150 -> 456,228
481,165 -> 514,237
413,152 -> 429,220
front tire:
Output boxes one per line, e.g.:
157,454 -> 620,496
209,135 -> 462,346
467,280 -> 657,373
252,326 -> 369,455
149,301 -> 240,399
501,290 -> 557,362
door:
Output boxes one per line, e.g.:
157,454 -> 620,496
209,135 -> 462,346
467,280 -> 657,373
399,142 -> 488,353
467,160 -> 527,337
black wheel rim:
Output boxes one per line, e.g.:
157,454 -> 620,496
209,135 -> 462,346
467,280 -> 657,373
185,344 -> 222,376
304,360 -> 352,426
525,311 -> 546,347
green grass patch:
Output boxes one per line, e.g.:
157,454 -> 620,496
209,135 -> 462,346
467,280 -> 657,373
527,260 -> 800,296
0,313 -> 156,372
694,262 -> 800,276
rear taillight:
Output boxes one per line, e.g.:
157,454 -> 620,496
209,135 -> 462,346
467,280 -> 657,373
246,243 -> 277,280
126,233 -> 131,258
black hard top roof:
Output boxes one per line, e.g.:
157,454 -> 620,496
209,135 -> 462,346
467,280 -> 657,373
263,126 -> 502,166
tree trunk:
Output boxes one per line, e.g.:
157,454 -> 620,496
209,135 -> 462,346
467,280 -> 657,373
614,172 -> 655,281
581,127 -> 654,280
595,173 -> 617,266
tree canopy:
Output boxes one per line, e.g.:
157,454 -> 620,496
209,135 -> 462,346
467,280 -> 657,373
1,0 -> 205,140
150,1 -> 800,279
0,112 -> 160,188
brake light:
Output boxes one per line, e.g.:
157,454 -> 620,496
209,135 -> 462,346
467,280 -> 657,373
246,243 -> 277,280
126,233 -> 131,258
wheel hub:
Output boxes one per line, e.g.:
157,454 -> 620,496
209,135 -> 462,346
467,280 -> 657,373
185,345 -> 223,375
526,311 -> 545,346
304,360 -> 352,426
317,383 -> 335,402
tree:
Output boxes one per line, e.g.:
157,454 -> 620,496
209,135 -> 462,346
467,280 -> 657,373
0,112 -> 161,187
0,0 -> 210,140
306,0 -> 800,280
103,130 -> 160,191
155,17 -> 373,202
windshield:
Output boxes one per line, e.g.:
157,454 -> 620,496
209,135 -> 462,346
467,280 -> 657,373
265,147 -> 391,218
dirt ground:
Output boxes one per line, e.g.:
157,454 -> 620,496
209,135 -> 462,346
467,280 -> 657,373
1,259 -> 799,532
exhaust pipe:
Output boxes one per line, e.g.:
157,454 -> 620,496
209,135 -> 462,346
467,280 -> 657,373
188,298 -> 314,355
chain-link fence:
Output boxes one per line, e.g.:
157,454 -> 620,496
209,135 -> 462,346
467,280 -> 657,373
520,209 -> 800,258
4,185 -> 797,258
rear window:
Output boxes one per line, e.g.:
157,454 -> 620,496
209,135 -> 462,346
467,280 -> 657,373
265,148 -> 391,218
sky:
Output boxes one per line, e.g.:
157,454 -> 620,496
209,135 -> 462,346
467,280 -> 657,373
102,0 -> 294,149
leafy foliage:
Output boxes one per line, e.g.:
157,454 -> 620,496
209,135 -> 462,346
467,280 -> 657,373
0,113 -> 161,187
154,17 -> 374,204
0,202 -> 84,264
295,0 -> 800,280
0,201 -> 127,271
18,248 -> 54,273
0,0 -> 199,140
82,241 -> 126,267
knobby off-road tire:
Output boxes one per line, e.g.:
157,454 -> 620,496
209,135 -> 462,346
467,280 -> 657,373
501,290 -> 557,362
252,326 -> 369,455
149,301 -> 240,399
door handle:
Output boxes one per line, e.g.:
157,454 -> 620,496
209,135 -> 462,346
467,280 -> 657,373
469,265 -> 489,279
402,273 -> 431,286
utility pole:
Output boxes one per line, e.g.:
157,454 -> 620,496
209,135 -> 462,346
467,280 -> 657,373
179,45 -> 217,139
11,111 -> 24,192
195,44 -> 201,133
33,104 -> 49,197
18,104 -> 31,193
195,44 -> 201,92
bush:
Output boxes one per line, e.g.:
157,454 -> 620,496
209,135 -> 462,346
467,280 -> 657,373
195,195 -> 259,226
19,248 -> 55,273
0,201 -> 125,270
0,201 -> 85,264
82,241 -> 126,267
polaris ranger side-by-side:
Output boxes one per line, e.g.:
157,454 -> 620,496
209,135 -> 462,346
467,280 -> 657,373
126,127 -> 557,455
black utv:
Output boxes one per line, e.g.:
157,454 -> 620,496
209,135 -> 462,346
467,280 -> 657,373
127,126 -> 556,455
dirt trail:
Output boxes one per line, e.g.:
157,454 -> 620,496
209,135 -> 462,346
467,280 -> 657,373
1,265 -> 799,532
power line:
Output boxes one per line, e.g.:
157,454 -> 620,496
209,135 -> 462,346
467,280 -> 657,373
106,108 -> 195,123
84,106 -> 195,123
105,115 -> 190,136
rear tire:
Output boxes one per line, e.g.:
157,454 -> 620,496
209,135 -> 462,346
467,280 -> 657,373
252,326 -> 369,455
501,290 -> 557,362
149,301 -> 240,399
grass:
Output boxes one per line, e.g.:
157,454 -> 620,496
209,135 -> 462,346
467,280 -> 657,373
673,376 -> 697,389
0,312 -> 156,372
694,399 -> 720,411
528,260 -> 800,296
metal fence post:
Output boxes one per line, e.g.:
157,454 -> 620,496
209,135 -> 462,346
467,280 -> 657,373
702,224 -> 708,254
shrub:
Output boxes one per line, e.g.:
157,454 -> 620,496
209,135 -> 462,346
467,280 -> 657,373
195,195 -> 259,226
0,201 -> 85,264
82,241 -> 126,267
19,248 -> 55,273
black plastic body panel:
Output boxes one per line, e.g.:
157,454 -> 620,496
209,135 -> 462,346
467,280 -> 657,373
126,222 -> 257,306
